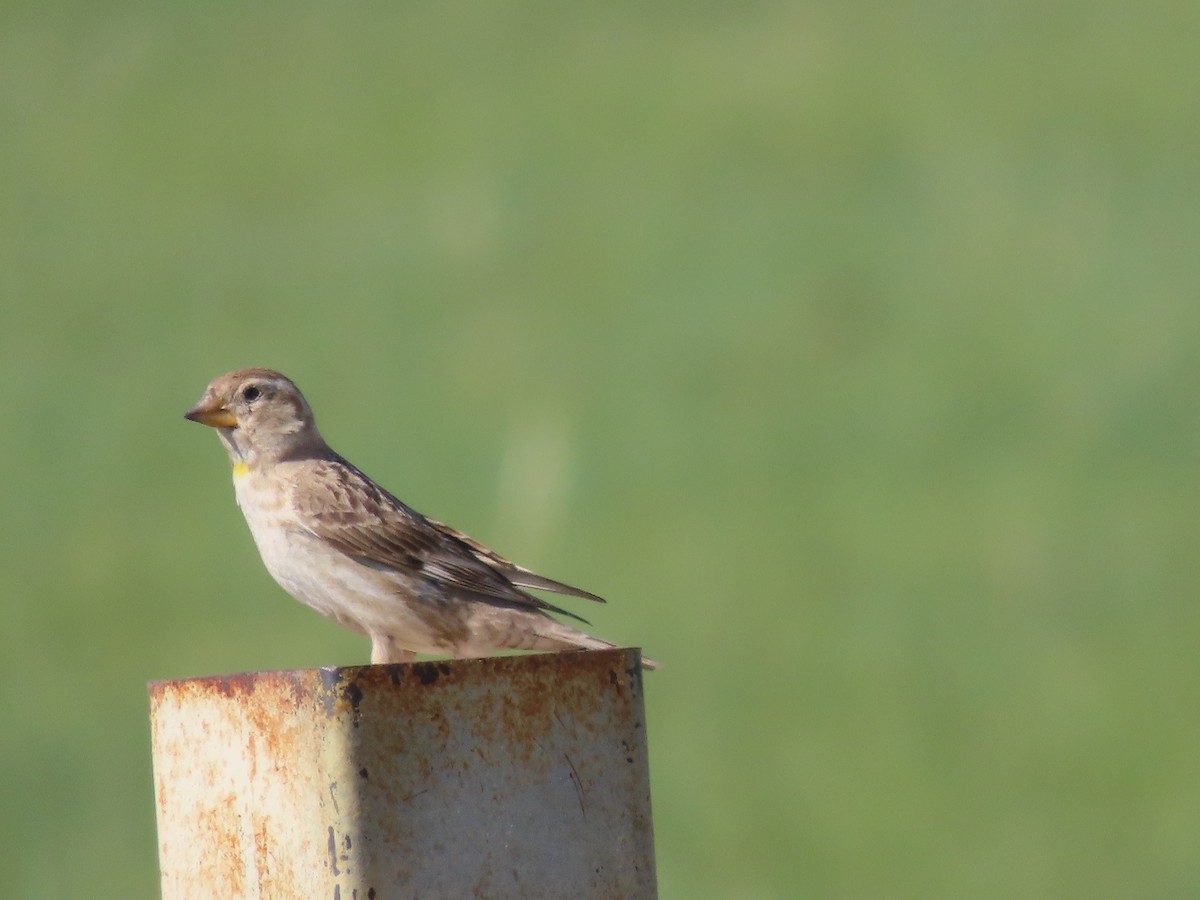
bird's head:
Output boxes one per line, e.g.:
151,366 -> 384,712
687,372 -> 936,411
185,368 -> 325,466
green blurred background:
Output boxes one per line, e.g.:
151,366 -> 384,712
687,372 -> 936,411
3,1 -> 1199,897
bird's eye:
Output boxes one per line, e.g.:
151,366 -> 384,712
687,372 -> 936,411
242,385 -> 261,402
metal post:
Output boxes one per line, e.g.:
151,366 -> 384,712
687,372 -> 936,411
149,649 -> 656,899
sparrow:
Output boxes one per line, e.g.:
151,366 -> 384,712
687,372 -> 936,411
185,368 -> 657,668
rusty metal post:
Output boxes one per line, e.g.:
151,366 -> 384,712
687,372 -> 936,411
149,649 -> 656,899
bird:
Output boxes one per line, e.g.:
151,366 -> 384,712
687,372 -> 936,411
184,368 -> 657,669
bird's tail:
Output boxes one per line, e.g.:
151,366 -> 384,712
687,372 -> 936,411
533,622 -> 660,670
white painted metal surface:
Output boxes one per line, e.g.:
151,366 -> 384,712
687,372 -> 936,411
150,649 -> 656,898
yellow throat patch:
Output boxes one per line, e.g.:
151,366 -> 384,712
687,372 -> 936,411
231,461 -> 251,478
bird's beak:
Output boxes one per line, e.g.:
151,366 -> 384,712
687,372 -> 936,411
184,395 -> 238,428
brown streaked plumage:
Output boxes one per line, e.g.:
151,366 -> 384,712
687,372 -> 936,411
185,368 -> 658,668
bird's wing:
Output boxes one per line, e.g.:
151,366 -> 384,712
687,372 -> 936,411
427,517 -> 606,604
289,457 -> 589,621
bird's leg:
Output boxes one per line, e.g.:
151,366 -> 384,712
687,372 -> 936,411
370,634 -> 416,665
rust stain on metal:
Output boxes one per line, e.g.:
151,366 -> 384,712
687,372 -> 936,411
150,648 -> 656,898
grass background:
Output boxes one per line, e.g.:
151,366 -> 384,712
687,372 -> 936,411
3,1 -> 1199,897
